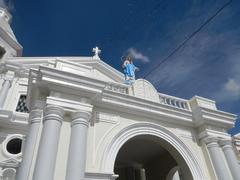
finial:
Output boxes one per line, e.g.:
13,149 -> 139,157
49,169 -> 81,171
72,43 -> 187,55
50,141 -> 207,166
92,46 -> 101,59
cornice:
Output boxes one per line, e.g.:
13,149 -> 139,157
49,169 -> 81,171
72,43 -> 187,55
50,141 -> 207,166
192,106 -> 236,128
38,66 -> 106,96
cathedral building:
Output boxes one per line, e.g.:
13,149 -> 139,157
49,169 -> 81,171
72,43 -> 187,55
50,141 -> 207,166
0,7 -> 239,180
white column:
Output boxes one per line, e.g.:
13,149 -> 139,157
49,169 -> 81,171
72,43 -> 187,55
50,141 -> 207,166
0,78 -> 11,108
219,140 -> 240,180
204,137 -> 232,180
16,108 -> 42,180
139,168 -> 146,180
33,105 -> 64,180
65,111 -> 91,180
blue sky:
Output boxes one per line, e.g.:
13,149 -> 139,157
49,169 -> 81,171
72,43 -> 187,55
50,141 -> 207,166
1,0 -> 240,134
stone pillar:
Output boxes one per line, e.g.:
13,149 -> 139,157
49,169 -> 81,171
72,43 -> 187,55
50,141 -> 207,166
219,140 -> 240,180
204,137 -> 232,180
16,108 -> 42,180
33,105 -> 64,180
0,78 -> 12,108
65,111 -> 91,180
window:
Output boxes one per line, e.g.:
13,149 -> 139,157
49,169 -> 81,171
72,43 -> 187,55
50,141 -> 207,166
6,138 -> 22,155
16,95 -> 29,113
2,134 -> 23,158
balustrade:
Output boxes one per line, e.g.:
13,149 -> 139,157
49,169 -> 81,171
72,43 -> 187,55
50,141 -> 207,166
159,93 -> 190,110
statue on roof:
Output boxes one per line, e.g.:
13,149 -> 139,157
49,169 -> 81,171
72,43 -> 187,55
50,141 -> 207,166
122,54 -> 139,85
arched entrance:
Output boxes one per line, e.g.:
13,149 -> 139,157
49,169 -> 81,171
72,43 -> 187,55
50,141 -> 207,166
114,135 -> 185,180
101,123 -> 204,180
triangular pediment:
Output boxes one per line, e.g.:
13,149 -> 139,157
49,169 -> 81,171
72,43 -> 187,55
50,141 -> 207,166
6,56 -> 125,83
55,58 -> 124,83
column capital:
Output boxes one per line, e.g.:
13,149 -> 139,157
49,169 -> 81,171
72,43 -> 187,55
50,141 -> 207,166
219,139 -> 233,150
43,105 -> 65,123
71,111 -> 92,127
29,109 -> 42,124
29,100 -> 46,112
202,136 -> 219,148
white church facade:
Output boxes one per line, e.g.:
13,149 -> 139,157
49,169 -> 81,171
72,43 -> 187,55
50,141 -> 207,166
0,7 -> 239,180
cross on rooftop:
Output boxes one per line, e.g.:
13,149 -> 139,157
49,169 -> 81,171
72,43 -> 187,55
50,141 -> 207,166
92,46 -> 101,59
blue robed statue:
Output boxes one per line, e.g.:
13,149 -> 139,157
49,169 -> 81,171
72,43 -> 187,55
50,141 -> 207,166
122,55 -> 139,85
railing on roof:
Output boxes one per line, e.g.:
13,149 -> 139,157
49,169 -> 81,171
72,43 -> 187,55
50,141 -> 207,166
105,83 -> 128,94
159,93 -> 191,111
104,82 -> 191,111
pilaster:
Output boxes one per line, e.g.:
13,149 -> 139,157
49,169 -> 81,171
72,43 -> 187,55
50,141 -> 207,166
16,104 -> 43,180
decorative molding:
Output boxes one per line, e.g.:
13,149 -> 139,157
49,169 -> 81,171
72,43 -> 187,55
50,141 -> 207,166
1,168 -> 16,179
0,158 -> 20,168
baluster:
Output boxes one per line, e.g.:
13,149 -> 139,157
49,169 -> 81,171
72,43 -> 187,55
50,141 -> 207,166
173,100 -> 177,107
183,102 -> 186,109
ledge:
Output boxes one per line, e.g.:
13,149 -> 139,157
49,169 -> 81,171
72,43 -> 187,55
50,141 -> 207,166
0,109 -> 28,130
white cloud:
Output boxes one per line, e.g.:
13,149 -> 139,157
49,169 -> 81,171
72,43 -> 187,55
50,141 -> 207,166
214,48 -> 240,102
224,79 -> 240,95
128,48 -> 150,63
215,78 -> 240,102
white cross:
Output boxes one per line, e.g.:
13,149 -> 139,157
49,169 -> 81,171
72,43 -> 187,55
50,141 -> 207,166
92,46 -> 101,59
